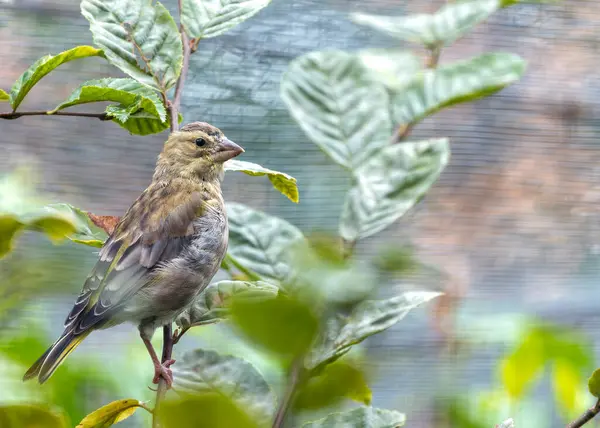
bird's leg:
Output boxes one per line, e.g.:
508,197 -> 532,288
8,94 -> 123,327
141,335 -> 176,388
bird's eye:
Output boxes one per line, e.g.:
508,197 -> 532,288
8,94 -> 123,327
195,138 -> 206,147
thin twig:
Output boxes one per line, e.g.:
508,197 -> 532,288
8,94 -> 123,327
139,402 -> 155,415
272,357 -> 305,428
391,44 -> 442,144
425,44 -> 442,69
152,3 -> 193,424
152,324 -> 174,428
0,111 -> 109,120
169,0 -> 192,132
567,398 -> 600,428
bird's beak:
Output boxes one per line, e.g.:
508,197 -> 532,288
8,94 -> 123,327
214,137 -> 244,163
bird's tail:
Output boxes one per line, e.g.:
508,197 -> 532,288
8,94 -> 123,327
23,329 -> 90,383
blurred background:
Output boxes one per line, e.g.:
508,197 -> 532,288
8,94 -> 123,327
1,0 -> 600,427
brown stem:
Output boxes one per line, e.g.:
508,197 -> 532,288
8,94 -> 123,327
169,0 -> 192,132
567,399 -> 600,428
391,44 -> 442,144
272,358 -> 305,428
152,324 -> 174,428
0,111 -> 109,120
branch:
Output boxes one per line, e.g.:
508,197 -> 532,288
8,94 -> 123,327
567,399 -> 600,428
153,324 -> 175,428
151,4 -> 194,424
169,0 -> 192,132
0,111 -> 109,120
272,357 -> 305,428
391,44 -> 442,144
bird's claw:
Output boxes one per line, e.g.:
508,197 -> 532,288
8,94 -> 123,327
152,359 -> 176,388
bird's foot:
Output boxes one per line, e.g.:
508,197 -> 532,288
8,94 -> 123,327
152,359 -> 176,387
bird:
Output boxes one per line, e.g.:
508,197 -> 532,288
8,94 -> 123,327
23,122 -> 244,387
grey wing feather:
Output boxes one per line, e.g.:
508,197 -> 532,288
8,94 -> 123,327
63,194 -> 203,333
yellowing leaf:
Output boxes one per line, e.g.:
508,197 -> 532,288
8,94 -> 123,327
500,329 -> 546,399
9,46 -> 103,110
552,360 -> 581,416
76,399 -> 144,428
224,160 -> 299,203
0,89 -> 8,102
499,324 -> 593,407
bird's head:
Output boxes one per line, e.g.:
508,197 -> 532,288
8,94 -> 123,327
154,122 -> 244,181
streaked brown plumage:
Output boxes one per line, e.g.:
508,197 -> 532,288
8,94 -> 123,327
24,122 -> 243,386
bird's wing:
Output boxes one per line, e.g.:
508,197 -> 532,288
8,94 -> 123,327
64,184 -> 206,335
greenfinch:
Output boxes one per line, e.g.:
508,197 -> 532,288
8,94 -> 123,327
24,122 -> 244,386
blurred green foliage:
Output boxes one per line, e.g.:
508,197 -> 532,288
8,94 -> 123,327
0,0 -> 570,426
0,404 -> 67,428
500,323 -> 592,418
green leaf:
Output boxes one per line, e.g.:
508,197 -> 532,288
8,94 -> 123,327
352,0 -> 502,48
230,293 -> 319,361
588,369 -> 600,397
0,216 -> 25,258
391,53 -> 526,127
340,139 -> 449,242
46,203 -> 108,248
52,78 -> 168,136
224,159 -> 299,203
302,407 -> 405,428
76,399 -> 144,428
9,46 -> 103,111
158,395 -> 259,428
181,0 -> 271,39
81,0 -> 183,90
308,291 -> 442,370
290,234 -> 376,305
356,49 -> 421,90
0,170 -> 87,258
0,89 -> 9,102
0,404 -> 67,428
105,101 -> 143,123
27,215 -> 78,242
227,203 -> 305,284
173,349 -> 275,423
281,50 -> 392,170
109,110 -> 171,136
175,280 -> 278,328
294,361 -> 372,410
